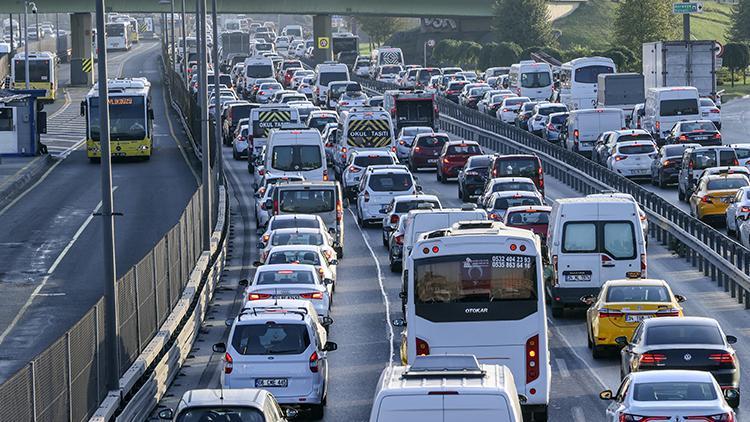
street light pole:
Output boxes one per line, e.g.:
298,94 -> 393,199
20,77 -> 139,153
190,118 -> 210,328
95,0 -> 121,392
211,0 -> 223,185
197,0 -> 212,248
23,2 -> 37,89
170,0 -> 176,73
180,0 -> 187,83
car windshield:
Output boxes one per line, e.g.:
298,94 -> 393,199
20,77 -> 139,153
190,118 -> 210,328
707,178 -> 749,190
176,407 -> 266,422
619,144 -> 656,155
279,189 -> 335,213
693,151 -> 737,169
268,250 -> 321,265
448,82 -> 467,91
632,382 -> 717,402
606,285 -> 670,302
381,66 -> 401,75
680,121 -> 716,132
271,232 -> 324,246
395,200 -> 440,213
470,87 -> 491,96
646,324 -> 724,345
259,83 -> 281,91
416,135 -> 448,148
271,145 -> 322,171
369,173 -> 413,191
231,323 -> 310,355
660,99 -> 699,117
257,269 -> 315,285
521,72 -> 551,88
492,196 -> 542,210
506,211 -> 550,225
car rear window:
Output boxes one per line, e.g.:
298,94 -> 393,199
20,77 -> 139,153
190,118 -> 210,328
353,155 -> 394,167
493,182 -> 536,193
505,98 -> 528,107
663,145 -> 689,158
272,145 -> 322,171
550,114 -> 567,124
619,144 -> 656,155
707,178 -> 749,190
279,189 -> 334,213
492,196 -> 542,210
447,144 -> 482,155
257,269 -> 315,285
493,158 -> 540,178
368,173 -> 413,192
319,72 -> 349,87
506,211 -> 550,225
606,286 -> 670,302
633,382 -> 717,402
680,121 -> 716,132
271,232 -> 324,246
645,324 -> 724,345
617,134 -> 653,142
403,127 -> 432,137
538,106 -> 567,116
395,200 -> 440,213
720,150 -> 738,165
231,323 -> 310,355
268,250 -> 321,265
270,219 -> 319,230
467,156 -> 492,168
308,116 -> 338,132
660,99 -> 699,117
416,135 -> 448,148
734,148 -> 750,159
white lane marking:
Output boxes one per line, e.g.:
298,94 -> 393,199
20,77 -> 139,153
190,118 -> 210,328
33,293 -> 66,297
348,208 -> 395,365
572,406 -> 586,422
548,321 -> 609,391
49,90 -> 71,119
555,358 -> 570,378
0,186 -> 118,345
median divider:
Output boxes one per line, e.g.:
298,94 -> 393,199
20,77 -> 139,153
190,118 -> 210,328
354,75 -> 750,307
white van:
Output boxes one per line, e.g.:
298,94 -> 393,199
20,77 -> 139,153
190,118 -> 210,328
333,107 -> 396,176
370,47 -> 405,78
266,128 -> 328,181
242,56 -> 275,96
564,108 -> 625,155
402,206 -> 488,259
642,86 -> 701,142
281,24 -> 303,40
369,355 -> 523,422
508,61 -> 553,101
314,62 -> 349,106
558,56 -> 616,110
249,105 -> 301,158
546,197 -> 647,317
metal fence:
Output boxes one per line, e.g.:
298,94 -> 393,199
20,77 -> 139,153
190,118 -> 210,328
0,189 -> 204,421
353,75 -> 750,308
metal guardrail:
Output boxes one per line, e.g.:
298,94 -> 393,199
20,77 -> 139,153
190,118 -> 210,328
353,75 -> 750,308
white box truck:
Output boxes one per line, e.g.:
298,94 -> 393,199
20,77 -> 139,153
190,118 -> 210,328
642,40 -> 719,100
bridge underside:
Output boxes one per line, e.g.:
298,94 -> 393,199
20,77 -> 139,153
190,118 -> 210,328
15,0 -> 495,17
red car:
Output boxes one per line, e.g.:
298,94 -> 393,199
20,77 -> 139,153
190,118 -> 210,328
436,140 -> 483,183
503,205 -> 552,239
409,133 -> 449,171
282,67 -> 302,88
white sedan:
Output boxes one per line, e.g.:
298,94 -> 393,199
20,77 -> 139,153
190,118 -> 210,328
244,264 -> 332,318
727,186 -> 750,237
602,370 -> 735,421
257,244 -> 337,289
607,141 -> 657,179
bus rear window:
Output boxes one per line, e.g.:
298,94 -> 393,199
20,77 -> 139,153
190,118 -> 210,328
414,254 -> 537,303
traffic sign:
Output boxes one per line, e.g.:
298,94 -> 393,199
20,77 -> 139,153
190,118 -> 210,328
317,37 -> 330,49
427,39 -> 436,48
673,2 -> 703,14
715,41 -> 724,58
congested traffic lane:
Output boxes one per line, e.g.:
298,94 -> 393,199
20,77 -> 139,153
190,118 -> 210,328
719,97 -> 750,146
0,42 -> 200,380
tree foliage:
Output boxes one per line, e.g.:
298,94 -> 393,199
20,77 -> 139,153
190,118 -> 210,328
723,43 -> 750,87
492,0 -> 555,48
356,16 -> 406,47
614,0 -> 680,53
729,0 -> 750,42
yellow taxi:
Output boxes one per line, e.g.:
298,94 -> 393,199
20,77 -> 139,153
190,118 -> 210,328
582,279 -> 685,359
689,173 -> 750,221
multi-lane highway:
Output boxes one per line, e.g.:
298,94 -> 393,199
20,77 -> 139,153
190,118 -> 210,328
154,93 -> 750,421
0,42 -> 200,380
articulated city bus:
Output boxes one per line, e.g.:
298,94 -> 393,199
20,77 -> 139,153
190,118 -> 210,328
11,51 -> 58,102
400,220 -> 550,421
82,78 -> 154,162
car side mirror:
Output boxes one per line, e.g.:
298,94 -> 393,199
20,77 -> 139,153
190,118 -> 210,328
599,390 -> 613,401
615,336 -> 628,347
148,109 -> 155,120
285,408 -> 299,419
392,318 -> 406,327
517,394 -> 528,404
252,261 -> 262,267
256,242 -> 265,249
320,316 -> 334,327
675,294 -> 687,303
638,109 -> 645,117
212,342 -> 227,353
253,192 -> 261,198
238,279 -> 249,287
416,185 -> 423,192
323,341 -> 338,352
726,335 -> 738,344
579,295 -> 595,305
225,318 -> 234,327
323,278 -> 334,285
328,227 -> 336,235
329,259 -> 338,265
158,409 -> 174,420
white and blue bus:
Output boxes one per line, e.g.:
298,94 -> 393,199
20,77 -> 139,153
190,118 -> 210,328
559,56 -> 616,110
105,22 -> 131,51
400,220 -> 550,421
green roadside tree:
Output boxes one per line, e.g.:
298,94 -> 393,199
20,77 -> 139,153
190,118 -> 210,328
722,43 -> 750,87
614,0 -> 680,53
492,0 -> 555,48
729,0 -> 750,42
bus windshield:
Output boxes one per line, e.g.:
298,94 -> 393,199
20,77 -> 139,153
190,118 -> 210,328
89,96 -> 146,141
415,254 -> 537,304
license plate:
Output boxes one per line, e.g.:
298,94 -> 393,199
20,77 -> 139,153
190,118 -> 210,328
427,159 -> 437,163
275,295 -> 299,299
113,152 -> 126,157
256,378 -> 288,388
696,136 -> 707,141
565,273 -> 591,282
626,271 -> 642,278
625,314 -> 652,323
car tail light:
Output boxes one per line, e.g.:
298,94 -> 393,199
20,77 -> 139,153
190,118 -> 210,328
443,158 -> 450,164
685,414 -> 734,422
709,353 -> 735,365
248,293 -> 272,300
395,234 -> 404,245
391,146 -> 397,153
598,308 -> 624,318
619,415 -> 670,422
710,108 -> 721,114
258,168 -> 265,176
547,123 -> 556,131
349,166 -> 360,173
701,196 -> 712,203
258,91 -> 265,95
526,335 -> 539,383
733,158 -> 740,166
309,351 -> 320,373
502,108 -> 510,112
323,169 -> 329,181
224,353 -> 233,374
416,337 -> 430,356
414,146 -> 421,152
615,155 -> 628,161
740,206 -> 750,214
300,291 -> 324,299
639,352 -> 667,365
678,135 -> 688,141
390,214 -> 399,224
655,121 -> 660,131
573,129 -> 579,139
364,191 -> 370,202
689,160 -> 694,169
713,133 -> 721,139
641,254 -> 647,274
655,308 -> 681,317
551,255 -> 558,284
390,106 -> 397,116
489,213 -> 500,221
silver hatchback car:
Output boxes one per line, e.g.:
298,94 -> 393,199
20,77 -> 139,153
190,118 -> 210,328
216,299 -> 337,420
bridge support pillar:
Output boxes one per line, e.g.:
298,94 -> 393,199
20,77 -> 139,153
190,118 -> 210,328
70,13 -> 94,86
312,14 -> 332,64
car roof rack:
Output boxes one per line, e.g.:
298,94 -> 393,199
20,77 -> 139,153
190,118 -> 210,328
402,355 -> 486,379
